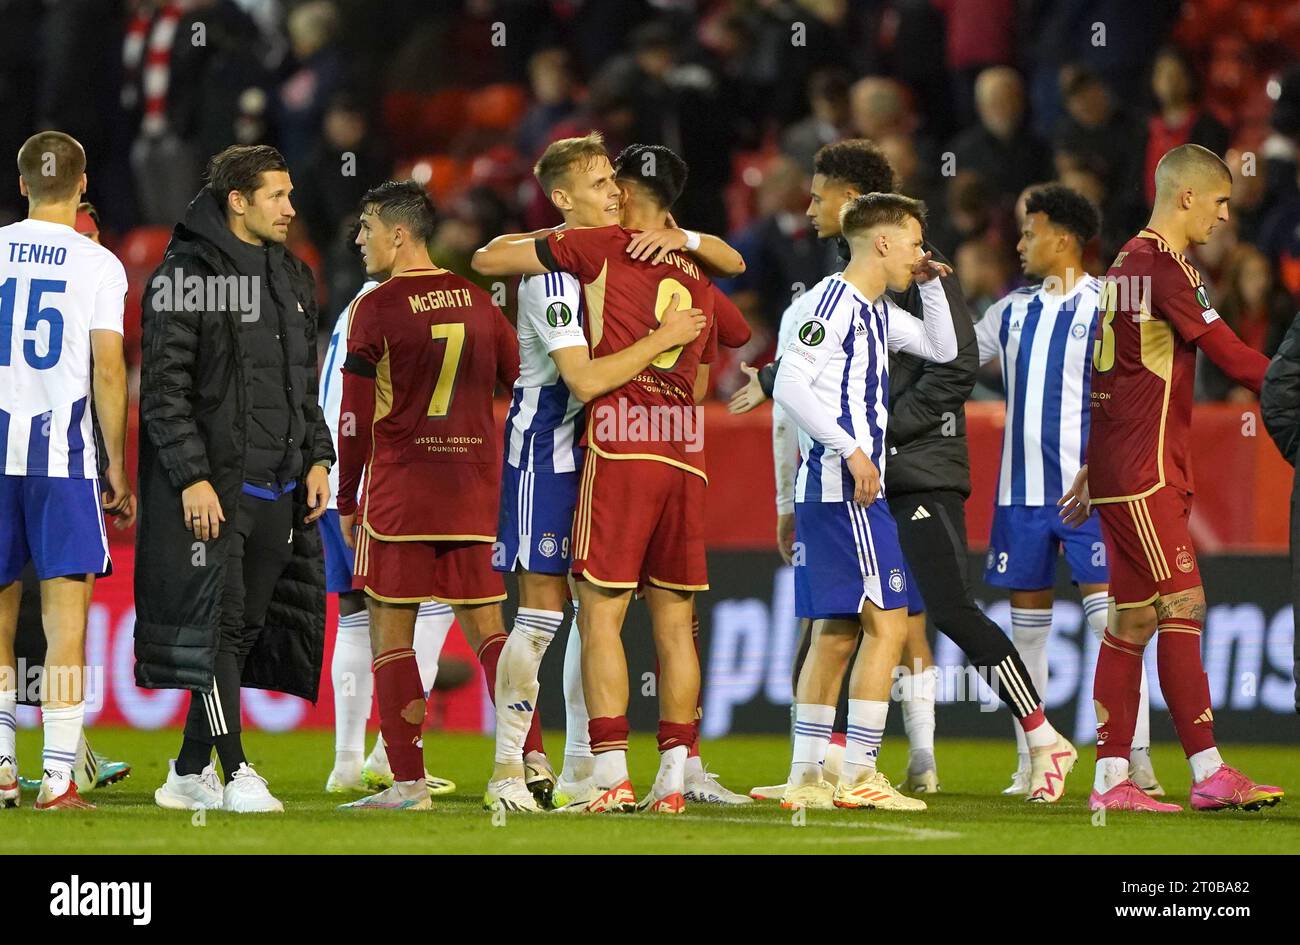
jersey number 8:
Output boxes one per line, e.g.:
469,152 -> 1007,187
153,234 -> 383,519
652,277 -> 693,370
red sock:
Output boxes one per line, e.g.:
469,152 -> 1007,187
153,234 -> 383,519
1157,619 -> 1216,757
1018,705 -> 1047,734
1093,630 -> 1145,761
828,731 -> 847,748
588,715 -> 629,754
524,705 -> 545,757
688,613 -> 702,758
372,648 -> 425,783
658,721 -> 695,753
477,633 -> 507,703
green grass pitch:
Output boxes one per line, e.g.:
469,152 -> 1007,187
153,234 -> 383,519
7,729 -> 1298,854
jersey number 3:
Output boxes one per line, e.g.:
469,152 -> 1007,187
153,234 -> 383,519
1092,279 -> 1116,374
0,277 -> 66,370
427,322 -> 465,417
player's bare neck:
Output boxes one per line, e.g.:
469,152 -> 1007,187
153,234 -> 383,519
390,246 -> 437,277
841,259 -> 886,302
28,202 -> 78,229
1144,213 -> 1188,254
1043,260 -> 1086,295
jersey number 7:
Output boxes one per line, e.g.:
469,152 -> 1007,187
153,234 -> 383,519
427,322 -> 465,417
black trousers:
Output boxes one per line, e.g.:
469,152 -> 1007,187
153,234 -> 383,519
792,489 -> 1042,723
183,491 -> 294,742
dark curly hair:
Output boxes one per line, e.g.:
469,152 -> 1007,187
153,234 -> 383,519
613,143 -> 688,210
1024,183 -> 1100,249
813,139 -> 896,195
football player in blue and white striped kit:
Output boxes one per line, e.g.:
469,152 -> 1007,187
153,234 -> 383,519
0,133 -> 134,810
479,133 -> 747,811
319,281 -> 458,797
773,192 -> 959,811
976,184 -> 1163,796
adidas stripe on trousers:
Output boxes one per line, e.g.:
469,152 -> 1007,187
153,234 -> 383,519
792,488 -> 1042,722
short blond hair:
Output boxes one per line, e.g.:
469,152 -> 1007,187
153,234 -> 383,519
840,192 -> 927,240
534,132 -> 608,199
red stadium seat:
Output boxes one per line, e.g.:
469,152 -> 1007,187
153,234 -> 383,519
382,89 -> 471,157
118,225 -> 173,272
465,83 -> 529,132
395,154 -> 467,202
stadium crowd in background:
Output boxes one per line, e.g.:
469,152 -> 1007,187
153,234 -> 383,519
5,0 -> 1300,402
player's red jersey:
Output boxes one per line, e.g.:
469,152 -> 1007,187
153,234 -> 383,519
1087,228 -> 1221,503
537,225 -> 717,478
338,268 -> 519,540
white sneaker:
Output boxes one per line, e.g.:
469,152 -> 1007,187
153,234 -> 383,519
684,766 -> 754,805
155,760 -> 224,810
362,739 -> 394,790
484,777 -> 543,813
555,773 -> 598,807
326,765 -> 366,794
1002,766 -> 1030,796
222,763 -> 284,813
1,760 -> 19,808
780,779 -> 836,810
524,753 -> 558,808
340,780 -> 431,810
1130,749 -> 1166,797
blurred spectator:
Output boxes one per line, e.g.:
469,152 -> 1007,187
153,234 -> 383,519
781,68 -> 852,175
721,155 -> 826,336
849,75 -> 916,142
1054,68 -> 1144,245
950,67 -> 1054,205
293,92 -> 390,311
515,47 -> 578,159
932,0 -> 1018,127
276,0 -> 345,167
878,132 -> 945,224
1199,246 -> 1293,401
956,237 -> 1014,317
1143,46 -> 1230,207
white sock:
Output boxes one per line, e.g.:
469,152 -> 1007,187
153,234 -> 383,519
561,609 -> 593,779
1010,607 -> 1052,759
593,749 -> 628,787
685,753 -> 706,781
1022,715 -> 1058,749
41,702 -> 84,780
1189,746 -> 1225,783
790,703 -> 834,785
414,601 -> 454,694
0,688 -> 17,763
1134,664 -> 1152,751
332,609 -> 374,755
842,699 -> 888,784
1094,756 -> 1129,793
900,665 -> 937,762
653,744 -> 688,796
494,608 -> 562,766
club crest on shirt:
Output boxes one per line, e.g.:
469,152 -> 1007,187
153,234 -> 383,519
1175,547 -> 1195,573
539,534 -> 559,558
888,569 -> 905,593
798,320 -> 825,346
546,302 -> 573,327
1071,321 -> 1088,339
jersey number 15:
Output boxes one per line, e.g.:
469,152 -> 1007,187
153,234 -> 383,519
0,278 -> 66,370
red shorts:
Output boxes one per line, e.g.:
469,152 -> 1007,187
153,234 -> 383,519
353,529 -> 505,604
1095,487 -> 1201,610
571,451 -> 708,591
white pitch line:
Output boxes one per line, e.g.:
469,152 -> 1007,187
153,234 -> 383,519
671,814 -> 963,841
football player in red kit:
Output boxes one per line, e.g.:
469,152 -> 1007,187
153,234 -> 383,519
1061,145 -> 1284,813
336,180 -> 520,810
474,145 -> 719,813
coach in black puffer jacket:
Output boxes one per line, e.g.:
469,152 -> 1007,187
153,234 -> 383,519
1261,310 -> 1300,713
134,178 -> 334,703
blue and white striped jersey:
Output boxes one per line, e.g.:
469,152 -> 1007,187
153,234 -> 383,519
503,270 -> 587,473
775,274 -> 957,503
0,219 -> 127,478
975,277 -> 1101,506
319,281 -> 378,508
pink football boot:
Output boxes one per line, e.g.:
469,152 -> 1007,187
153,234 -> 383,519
1190,765 -> 1284,812
1089,778 -> 1182,812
